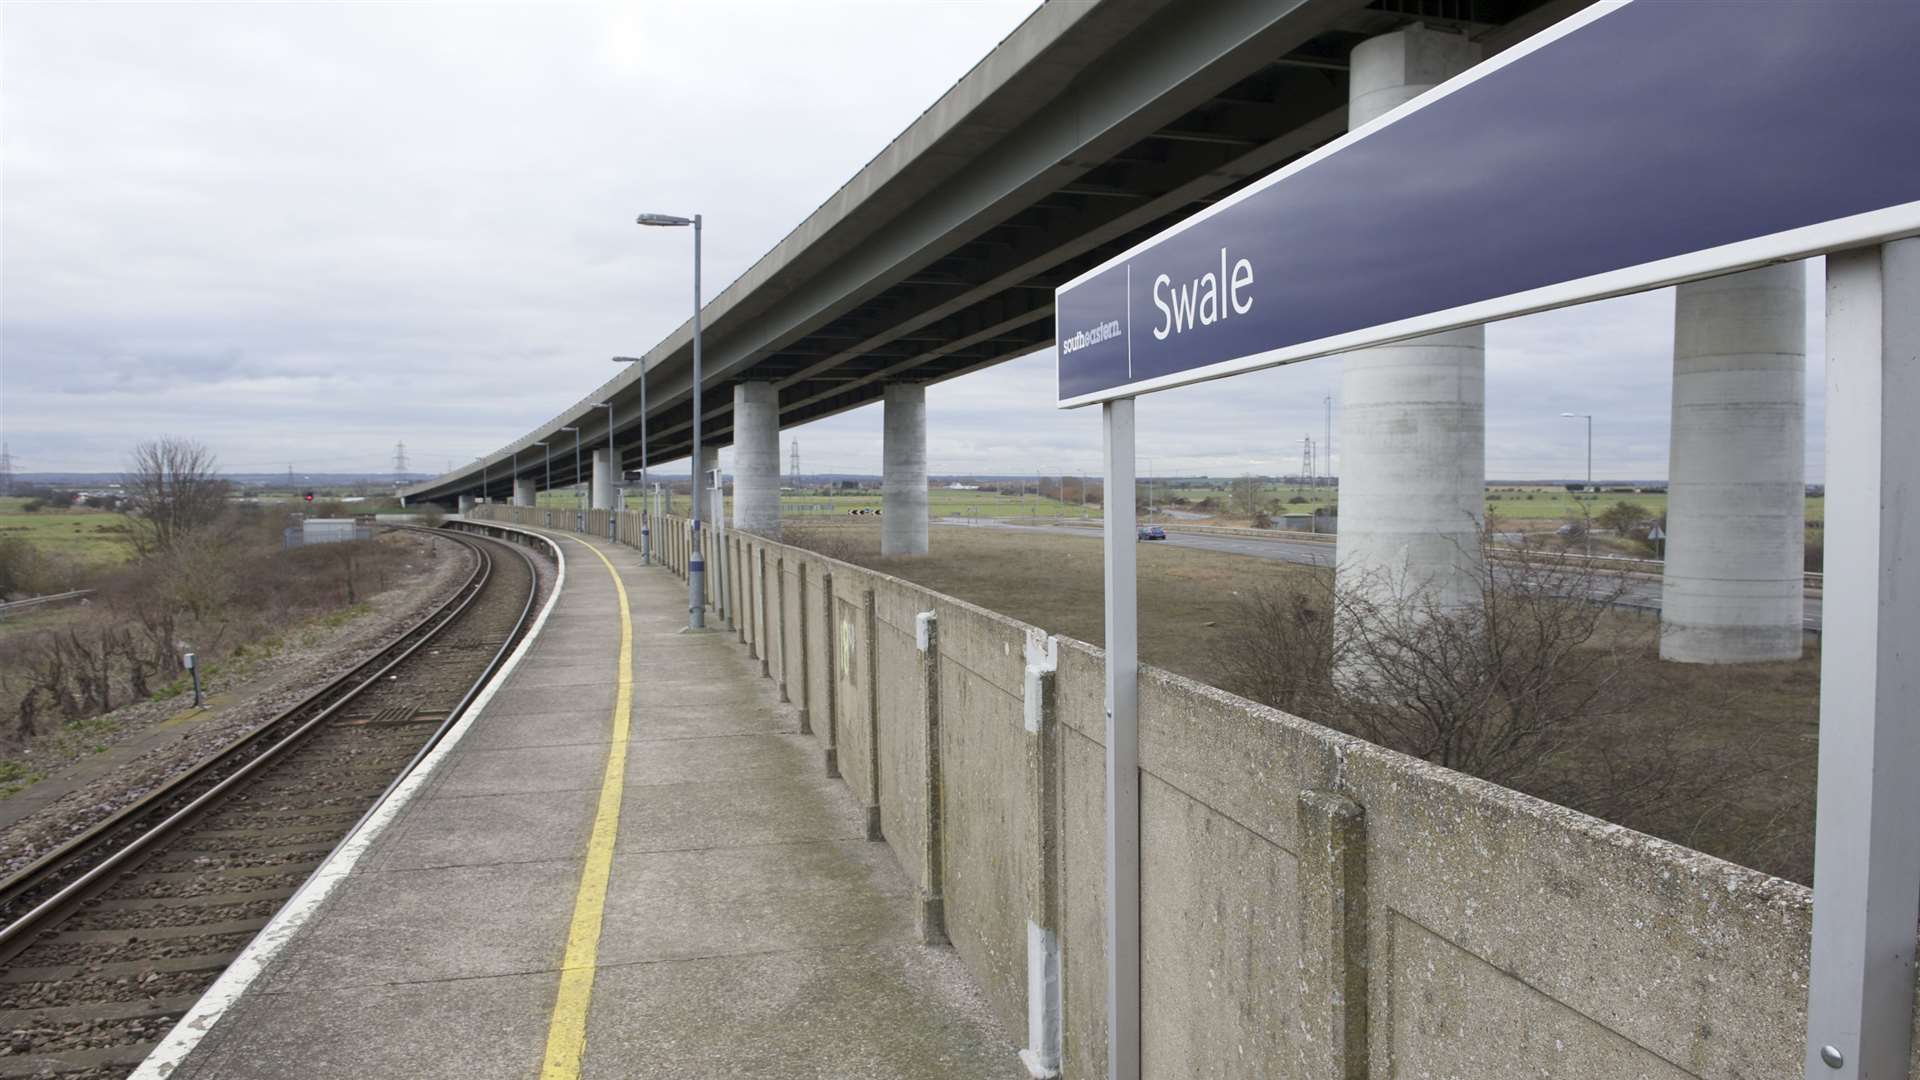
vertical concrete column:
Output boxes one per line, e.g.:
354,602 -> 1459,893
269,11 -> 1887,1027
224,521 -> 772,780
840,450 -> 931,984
591,449 -> 617,511
914,610 -> 947,946
733,536 -> 747,642
882,384 -> 930,556
1020,630 -> 1063,1078
457,495 -> 475,516
512,477 -> 535,508
775,556 -> 790,702
795,563 -> 812,733
862,588 -> 882,843
1296,790 -> 1369,1080
1336,24 -> 1485,619
732,382 -> 782,535
1661,262 -> 1806,663
757,549 -> 772,678
820,570 -> 839,778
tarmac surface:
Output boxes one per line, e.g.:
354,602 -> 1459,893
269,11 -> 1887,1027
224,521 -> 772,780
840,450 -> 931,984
159,527 -> 1020,1080
941,517 -> 1824,630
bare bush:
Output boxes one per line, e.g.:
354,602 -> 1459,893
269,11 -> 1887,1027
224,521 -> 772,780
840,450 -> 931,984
1217,530 -> 1738,828
781,523 -> 868,565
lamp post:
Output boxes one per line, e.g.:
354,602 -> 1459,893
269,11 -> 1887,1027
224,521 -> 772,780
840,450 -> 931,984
637,210 -> 703,628
560,426 -> 582,509
1560,412 -> 1593,556
613,356 -> 652,564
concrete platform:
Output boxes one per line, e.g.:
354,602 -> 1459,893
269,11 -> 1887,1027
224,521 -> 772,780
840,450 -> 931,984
160,528 -> 1021,1079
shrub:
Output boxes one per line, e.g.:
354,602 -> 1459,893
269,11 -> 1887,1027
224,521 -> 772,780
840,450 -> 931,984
1215,531 -> 1731,827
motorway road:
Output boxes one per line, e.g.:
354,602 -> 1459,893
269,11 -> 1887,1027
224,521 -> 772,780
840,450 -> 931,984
938,517 -> 1824,632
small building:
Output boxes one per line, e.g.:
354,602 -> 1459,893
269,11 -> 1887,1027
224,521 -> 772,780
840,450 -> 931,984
286,518 -> 372,548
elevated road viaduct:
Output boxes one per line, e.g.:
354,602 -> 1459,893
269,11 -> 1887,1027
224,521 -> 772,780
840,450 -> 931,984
405,0 -> 1810,665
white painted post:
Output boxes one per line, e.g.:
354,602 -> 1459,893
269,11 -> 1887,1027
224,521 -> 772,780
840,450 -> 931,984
1805,239 -> 1920,1080
1102,397 -> 1140,1080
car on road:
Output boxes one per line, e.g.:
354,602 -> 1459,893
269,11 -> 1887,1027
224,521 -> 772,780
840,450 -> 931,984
1137,525 -> 1167,541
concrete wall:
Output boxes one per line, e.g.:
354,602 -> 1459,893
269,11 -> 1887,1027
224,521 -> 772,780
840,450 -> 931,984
467,504 -> 1918,1078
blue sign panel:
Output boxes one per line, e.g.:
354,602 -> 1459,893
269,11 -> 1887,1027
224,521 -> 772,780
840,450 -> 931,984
1056,1 -> 1920,406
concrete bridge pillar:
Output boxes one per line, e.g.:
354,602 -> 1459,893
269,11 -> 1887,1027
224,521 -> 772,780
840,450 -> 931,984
1661,262 -> 1806,663
732,382 -> 782,535
592,449 -> 617,511
458,495 -> 475,516
1336,24 -> 1485,619
882,384 -> 929,556
513,476 -> 535,508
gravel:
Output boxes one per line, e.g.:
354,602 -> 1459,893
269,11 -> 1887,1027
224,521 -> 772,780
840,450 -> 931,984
0,532 -> 477,879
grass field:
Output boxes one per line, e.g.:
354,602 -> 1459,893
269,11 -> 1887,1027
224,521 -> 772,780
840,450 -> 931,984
0,498 -> 135,565
533,481 -> 1827,537
534,488 -> 1089,518
792,520 -> 1819,884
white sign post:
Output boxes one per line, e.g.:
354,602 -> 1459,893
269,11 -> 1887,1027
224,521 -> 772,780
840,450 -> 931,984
1805,239 -> 1920,1079
1100,398 -> 1139,1079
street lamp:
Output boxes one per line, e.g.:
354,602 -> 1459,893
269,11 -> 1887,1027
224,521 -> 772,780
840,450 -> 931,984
1560,412 -> 1593,556
613,356 -> 652,564
637,210 -> 703,628
559,426 -> 582,509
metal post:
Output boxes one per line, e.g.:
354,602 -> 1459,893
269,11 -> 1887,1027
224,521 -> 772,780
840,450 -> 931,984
687,216 -> 706,628
1101,397 -> 1139,1080
1583,415 -> 1592,556
640,363 -> 651,565
1805,239 -> 1920,1080
184,652 -> 202,708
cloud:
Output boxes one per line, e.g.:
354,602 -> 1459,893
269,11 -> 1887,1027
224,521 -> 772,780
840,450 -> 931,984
1,2 -> 1826,483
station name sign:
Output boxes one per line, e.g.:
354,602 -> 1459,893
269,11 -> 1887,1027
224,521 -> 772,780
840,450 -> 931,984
1055,0 -> 1920,407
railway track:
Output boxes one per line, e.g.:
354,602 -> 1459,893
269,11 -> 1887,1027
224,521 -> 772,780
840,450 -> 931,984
0,526 -> 547,1079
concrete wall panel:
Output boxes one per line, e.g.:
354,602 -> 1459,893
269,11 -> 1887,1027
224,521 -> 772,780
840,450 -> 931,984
873,584 -> 929,885
1139,773 -> 1302,1078
1057,722 -> 1107,1080
803,561 -> 834,766
833,590 -> 875,805
1341,740 -> 1813,1079
889,592 -> 1034,1042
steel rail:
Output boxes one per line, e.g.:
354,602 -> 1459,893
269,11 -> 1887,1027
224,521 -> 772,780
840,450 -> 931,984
0,526 -> 525,958
326,529 -> 542,867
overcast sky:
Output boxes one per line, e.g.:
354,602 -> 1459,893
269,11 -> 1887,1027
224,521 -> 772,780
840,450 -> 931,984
1,2 -> 1826,482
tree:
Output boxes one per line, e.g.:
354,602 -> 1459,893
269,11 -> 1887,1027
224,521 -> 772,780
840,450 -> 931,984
1229,474 -> 1265,517
124,438 -> 229,558
0,536 -> 42,600
1595,500 -> 1644,536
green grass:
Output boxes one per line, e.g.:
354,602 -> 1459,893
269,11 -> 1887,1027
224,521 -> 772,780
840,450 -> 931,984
533,488 -> 1088,517
0,500 -> 135,564
0,759 -> 46,798
315,603 -> 371,629
528,482 -> 1826,527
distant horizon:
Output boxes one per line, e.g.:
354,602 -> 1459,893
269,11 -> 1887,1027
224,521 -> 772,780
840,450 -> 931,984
7,469 -> 1728,489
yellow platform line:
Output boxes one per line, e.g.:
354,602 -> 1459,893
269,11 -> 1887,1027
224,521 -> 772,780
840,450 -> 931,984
540,536 -> 633,1078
